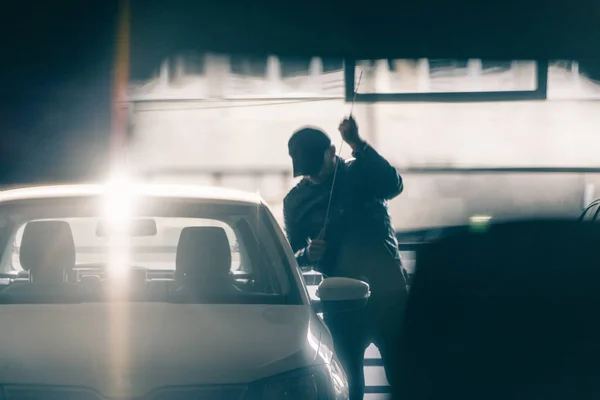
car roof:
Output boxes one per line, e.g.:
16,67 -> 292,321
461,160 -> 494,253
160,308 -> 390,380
0,183 -> 264,205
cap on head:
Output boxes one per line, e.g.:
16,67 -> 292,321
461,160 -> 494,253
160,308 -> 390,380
288,127 -> 331,177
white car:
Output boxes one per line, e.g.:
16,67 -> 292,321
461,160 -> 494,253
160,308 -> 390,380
0,183 -> 371,399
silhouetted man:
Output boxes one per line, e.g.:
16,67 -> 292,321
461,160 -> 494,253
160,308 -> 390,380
283,116 -> 408,399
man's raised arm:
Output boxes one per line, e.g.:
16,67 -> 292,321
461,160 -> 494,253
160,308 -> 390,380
339,117 -> 403,200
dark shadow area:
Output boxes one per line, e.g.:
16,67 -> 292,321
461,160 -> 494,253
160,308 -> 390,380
0,1 -> 118,185
399,219 -> 600,399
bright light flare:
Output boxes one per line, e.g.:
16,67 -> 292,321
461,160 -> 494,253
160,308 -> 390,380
469,214 -> 492,233
103,173 -> 135,230
470,215 -> 492,224
102,173 -> 137,281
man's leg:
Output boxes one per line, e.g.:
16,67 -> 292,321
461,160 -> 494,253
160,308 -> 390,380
371,292 -> 407,399
325,312 -> 369,400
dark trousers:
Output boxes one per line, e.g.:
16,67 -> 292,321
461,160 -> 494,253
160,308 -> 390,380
324,291 -> 406,400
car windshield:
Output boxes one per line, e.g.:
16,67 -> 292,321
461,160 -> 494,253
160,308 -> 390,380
0,196 -> 299,305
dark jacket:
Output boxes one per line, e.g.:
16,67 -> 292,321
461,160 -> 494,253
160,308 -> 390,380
283,143 -> 406,294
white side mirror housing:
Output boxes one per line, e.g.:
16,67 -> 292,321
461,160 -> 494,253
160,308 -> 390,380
316,277 -> 370,313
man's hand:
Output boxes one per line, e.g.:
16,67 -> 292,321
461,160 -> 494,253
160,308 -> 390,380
338,116 -> 364,151
307,229 -> 327,263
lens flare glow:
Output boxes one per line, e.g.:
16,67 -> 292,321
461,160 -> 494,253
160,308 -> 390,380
470,215 -> 492,224
102,173 -> 136,281
103,174 -> 135,229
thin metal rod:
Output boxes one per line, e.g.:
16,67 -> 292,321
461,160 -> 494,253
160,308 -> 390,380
321,71 -> 363,237
349,71 -> 363,116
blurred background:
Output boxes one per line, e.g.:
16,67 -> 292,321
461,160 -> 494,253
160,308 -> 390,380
126,56 -> 600,229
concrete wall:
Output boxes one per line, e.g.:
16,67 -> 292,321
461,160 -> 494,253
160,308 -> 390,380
129,56 -> 600,230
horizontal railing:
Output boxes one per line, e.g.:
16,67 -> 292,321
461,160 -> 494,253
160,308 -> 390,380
140,165 -> 600,178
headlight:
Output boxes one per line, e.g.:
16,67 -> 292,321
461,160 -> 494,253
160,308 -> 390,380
245,359 -> 349,400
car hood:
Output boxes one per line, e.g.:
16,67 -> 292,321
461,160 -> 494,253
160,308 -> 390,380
0,303 -> 328,398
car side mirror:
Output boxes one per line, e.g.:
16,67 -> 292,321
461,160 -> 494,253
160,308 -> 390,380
315,277 -> 370,314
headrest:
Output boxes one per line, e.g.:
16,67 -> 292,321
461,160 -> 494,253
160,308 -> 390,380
19,220 -> 75,283
176,226 -> 232,282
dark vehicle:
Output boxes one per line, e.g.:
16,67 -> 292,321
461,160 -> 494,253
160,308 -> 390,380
580,199 -> 600,221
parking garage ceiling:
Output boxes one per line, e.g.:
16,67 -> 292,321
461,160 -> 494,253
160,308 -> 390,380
0,0 -> 599,184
